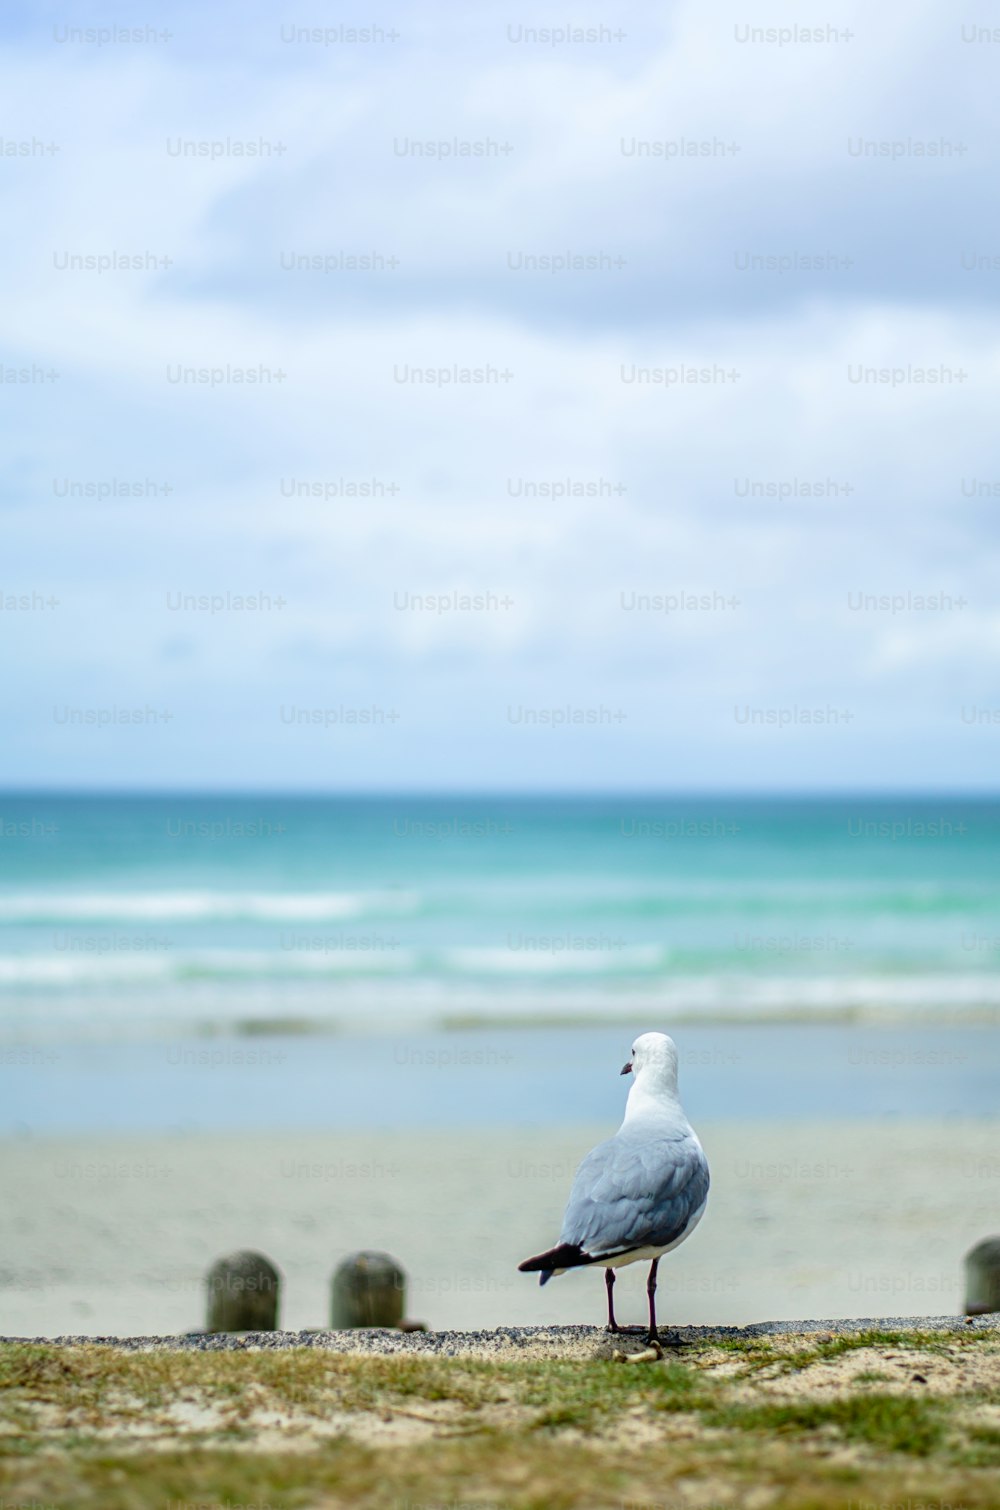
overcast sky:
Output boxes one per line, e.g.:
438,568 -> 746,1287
2,0 -> 997,790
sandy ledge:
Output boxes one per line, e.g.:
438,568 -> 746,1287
3,1313 -> 999,1358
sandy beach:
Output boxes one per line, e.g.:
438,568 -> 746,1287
1,1118 -> 996,1337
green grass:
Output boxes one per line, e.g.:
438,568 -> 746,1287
957,1426 -> 1000,1468
714,1392 -> 945,1455
2,1332 -> 1000,1510
759,1327 -> 987,1375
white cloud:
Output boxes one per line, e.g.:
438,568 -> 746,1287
1,0 -> 995,786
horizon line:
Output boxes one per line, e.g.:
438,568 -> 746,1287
1,787 -> 998,801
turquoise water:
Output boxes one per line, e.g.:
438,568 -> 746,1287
1,794 -> 999,1041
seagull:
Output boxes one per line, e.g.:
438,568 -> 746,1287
518,1031 -> 709,1344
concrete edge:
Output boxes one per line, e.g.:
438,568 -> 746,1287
1,1315 -> 998,1354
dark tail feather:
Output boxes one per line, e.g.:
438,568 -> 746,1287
518,1242 -> 590,1285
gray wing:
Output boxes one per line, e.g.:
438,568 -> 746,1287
558,1128 -> 709,1259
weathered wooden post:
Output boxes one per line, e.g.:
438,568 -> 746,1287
331,1250 -> 406,1329
206,1250 -> 281,1333
965,1236 -> 1000,1316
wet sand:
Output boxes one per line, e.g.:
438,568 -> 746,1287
1,1120 -> 996,1336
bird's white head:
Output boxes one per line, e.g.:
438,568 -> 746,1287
620,1031 -> 680,1098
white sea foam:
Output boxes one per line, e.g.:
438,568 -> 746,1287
1,963 -> 1000,1044
0,955 -> 175,985
0,891 -> 421,923
0,947 -> 419,986
442,945 -> 669,974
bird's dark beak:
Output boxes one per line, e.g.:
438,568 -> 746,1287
620,1061 -> 633,1076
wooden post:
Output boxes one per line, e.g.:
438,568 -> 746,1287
965,1236 -> 1000,1315
331,1250 -> 406,1329
206,1250 -> 281,1333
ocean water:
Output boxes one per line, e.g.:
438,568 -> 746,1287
1,793 -> 999,1044
5,1024 -> 999,1135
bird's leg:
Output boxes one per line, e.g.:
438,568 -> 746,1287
645,1258 -> 660,1345
605,1267 -> 619,1332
